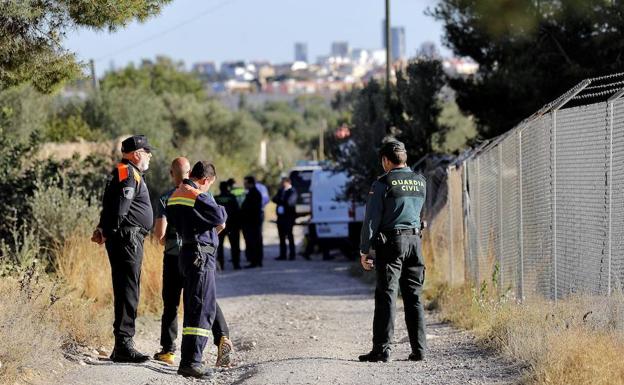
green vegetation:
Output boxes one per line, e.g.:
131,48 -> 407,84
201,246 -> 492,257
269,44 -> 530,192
434,101 -> 477,154
0,0 -> 173,93
430,0 -> 624,138
329,59 -> 472,200
0,56 -> 345,271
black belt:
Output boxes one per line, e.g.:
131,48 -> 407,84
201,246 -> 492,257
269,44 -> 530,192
182,243 -> 216,255
383,227 -> 419,236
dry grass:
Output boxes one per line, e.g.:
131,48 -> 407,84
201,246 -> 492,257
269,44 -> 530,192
0,268 -> 109,385
56,234 -> 166,315
0,233 -> 167,384
429,283 -> 624,385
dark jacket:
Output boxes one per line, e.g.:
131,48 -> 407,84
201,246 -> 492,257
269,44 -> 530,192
215,191 -> 241,229
241,186 -> 263,226
272,187 -> 298,223
360,166 -> 426,254
98,159 -> 153,238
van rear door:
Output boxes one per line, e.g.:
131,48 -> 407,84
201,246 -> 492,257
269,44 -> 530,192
311,170 -> 351,239
289,169 -> 314,215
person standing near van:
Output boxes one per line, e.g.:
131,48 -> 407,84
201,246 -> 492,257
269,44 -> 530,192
215,181 -> 242,270
241,176 -> 264,268
358,139 -> 427,363
273,177 -> 298,260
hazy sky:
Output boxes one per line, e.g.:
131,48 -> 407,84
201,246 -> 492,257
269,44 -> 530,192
63,0 -> 449,76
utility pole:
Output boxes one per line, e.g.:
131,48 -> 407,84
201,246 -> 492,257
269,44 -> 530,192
89,59 -> 99,91
385,0 -> 391,101
319,119 -> 326,161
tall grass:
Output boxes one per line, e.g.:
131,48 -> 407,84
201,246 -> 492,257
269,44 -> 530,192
0,267 -> 109,384
0,234 -> 167,384
430,283 -> 624,385
56,234 -> 166,315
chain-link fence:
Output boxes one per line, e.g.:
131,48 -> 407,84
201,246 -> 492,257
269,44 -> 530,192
426,73 -> 624,300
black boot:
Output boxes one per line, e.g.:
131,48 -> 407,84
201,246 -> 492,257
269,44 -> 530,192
358,349 -> 390,362
178,364 -> 212,378
408,352 -> 424,361
110,337 -> 150,363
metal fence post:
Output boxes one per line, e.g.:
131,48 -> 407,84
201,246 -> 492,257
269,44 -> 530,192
518,129 -> 525,300
462,161 -> 470,284
498,145 -> 504,293
476,157 -> 482,283
551,109 -> 558,301
448,165 -> 454,285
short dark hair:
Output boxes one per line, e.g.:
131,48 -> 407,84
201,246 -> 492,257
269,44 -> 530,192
219,181 -> 229,193
379,139 -> 407,165
190,161 -> 216,179
281,177 -> 291,183
244,175 -> 256,184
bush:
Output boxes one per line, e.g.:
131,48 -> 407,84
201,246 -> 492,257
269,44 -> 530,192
30,183 -> 100,254
0,266 -> 109,384
0,222 -> 42,275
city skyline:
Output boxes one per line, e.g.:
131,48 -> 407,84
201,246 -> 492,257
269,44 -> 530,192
63,0 -> 448,76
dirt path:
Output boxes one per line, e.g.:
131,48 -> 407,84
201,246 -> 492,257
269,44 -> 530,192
62,227 -> 521,385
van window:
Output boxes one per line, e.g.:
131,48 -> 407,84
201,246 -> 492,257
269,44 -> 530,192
290,170 -> 313,195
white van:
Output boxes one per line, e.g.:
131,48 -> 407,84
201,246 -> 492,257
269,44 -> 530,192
308,169 -> 365,259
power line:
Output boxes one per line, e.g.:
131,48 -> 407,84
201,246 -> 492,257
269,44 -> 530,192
94,0 -> 239,62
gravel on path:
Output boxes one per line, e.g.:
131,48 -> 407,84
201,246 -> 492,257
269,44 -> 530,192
61,226 -> 521,385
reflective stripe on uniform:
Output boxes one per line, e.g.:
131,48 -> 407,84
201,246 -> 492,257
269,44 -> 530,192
168,197 -> 196,207
182,327 -> 211,337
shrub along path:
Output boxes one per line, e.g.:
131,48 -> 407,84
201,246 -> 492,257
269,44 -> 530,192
62,227 -> 520,385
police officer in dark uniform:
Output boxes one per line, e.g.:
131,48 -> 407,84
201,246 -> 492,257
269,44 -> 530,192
166,161 -> 227,378
241,176 -> 264,268
358,139 -> 427,363
153,157 -> 234,368
273,177 -> 298,260
91,135 -> 154,363
215,181 -> 242,270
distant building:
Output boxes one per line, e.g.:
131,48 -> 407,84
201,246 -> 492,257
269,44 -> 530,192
192,62 -> 217,77
391,27 -> 406,61
220,61 -> 246,79
351,48 -> 370,65
331,41 -> 349,58
443,58 -> 479,76
418,41 -> 440,59
316,55 -> 330,66
295,42 -> 308,63
381,21 -> 407,61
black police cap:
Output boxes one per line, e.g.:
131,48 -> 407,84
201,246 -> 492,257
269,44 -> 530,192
121,135 -> 153,153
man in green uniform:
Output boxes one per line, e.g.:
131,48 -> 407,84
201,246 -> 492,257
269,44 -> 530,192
358,139 -> 427,363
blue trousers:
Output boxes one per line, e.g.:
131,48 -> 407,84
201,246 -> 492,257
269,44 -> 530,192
179,246 -> 217,367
